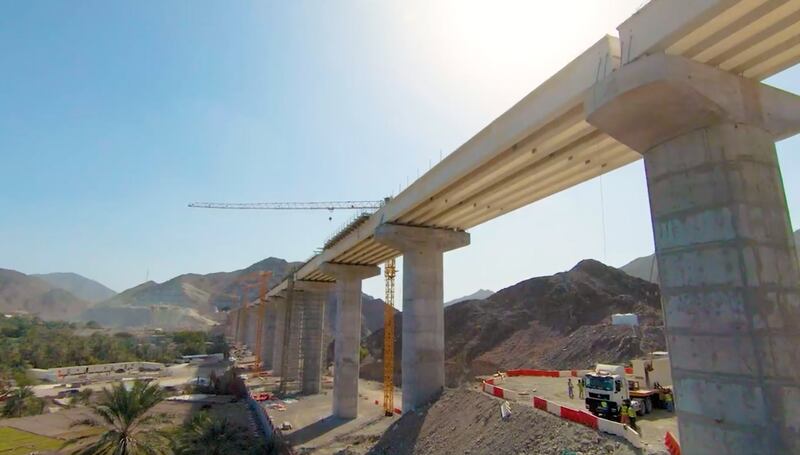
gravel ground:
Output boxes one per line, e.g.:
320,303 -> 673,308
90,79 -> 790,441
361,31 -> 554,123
499,376 -> 678,450
367,388 -> 642,455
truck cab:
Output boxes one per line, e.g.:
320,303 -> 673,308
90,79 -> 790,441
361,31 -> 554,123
585,354 -> 673,421
583,364 -> 631,420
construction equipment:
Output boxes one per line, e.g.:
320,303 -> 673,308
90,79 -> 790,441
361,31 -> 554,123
584,353 -> 673,420
253,271 -> 273,370
383,258 -> 396,416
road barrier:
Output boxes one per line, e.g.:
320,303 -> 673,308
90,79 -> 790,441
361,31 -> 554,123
505,368 -> 592,378
480,378 -> 643,450
665,431 -> 681,455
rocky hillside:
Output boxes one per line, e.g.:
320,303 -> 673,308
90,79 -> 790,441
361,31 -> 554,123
83,257 -> 302,329
361,260 -> 664,386
0,269 -> 91,321
621,228 -> 800,283
32,272 -> 117,303
444,289 -> 494,307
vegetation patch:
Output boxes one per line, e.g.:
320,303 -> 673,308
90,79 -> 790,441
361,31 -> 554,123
0,426 -> 62,455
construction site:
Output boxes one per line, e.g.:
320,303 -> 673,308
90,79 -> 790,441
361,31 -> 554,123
180,0 -> 800,453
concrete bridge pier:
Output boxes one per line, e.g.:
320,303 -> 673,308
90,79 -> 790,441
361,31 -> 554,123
246,309 -> 259,350
271,295 -> 287,374
375,224 -> 470,413
320,263 -> 380,419
259,301 -> 276,370
586,53 -> 800,454
236,307 -> 247,347
296,281 -> 334,395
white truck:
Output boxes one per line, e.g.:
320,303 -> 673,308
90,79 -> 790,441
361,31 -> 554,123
584,353 -> 673,421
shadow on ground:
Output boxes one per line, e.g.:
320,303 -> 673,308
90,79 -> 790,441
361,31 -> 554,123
365,401 -> 430,455
287,415 -> 349,446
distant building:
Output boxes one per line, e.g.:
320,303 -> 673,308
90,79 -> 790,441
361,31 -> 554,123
30,361 -> 167,384
179,353 -> 225,365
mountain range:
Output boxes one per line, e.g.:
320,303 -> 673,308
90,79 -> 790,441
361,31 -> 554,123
0,257 -> 395,333
32,272 -> 117,303
621,228 -> 800,283
361,259 -> 665,386
0,269 -> 91,320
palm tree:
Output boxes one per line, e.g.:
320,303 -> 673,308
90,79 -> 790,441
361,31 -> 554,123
1,385 -> 44,417
173,412 -> 262,455
65,380 -> 169,455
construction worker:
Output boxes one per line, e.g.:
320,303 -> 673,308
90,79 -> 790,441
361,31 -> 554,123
627,401 -> 638,433
567,378 -> 574,399
664,391 -> 674,412
577,378 -> 585,399
620,400 -> 630,426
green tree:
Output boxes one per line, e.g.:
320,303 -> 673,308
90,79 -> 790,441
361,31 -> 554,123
173,412 -> 263,455
65,381 -> 169,455
1,386 -> 45,417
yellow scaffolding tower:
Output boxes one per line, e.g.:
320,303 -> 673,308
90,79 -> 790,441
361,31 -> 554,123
383,259 -> 396,416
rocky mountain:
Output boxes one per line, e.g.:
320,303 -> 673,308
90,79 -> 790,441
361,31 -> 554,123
32,272 -> 117,303
83,257 -> 302,329
0,269 -> 91,321
445,289 -> 494,307
361,260 -> 664,386
620,228 -> 800,283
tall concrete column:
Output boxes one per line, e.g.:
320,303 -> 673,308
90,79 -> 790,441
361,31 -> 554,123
375,224 -> 470,413
283,288 -> 303,382
246,309 -> 258,350
260,301 -> 276,370
586,53 -> 800,454
236,307 -> 247,347
271,296 -> 286,375
319,263 -> 380,419
296,281 -> 334,395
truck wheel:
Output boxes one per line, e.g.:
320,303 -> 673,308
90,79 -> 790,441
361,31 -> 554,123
645,397 -> 653,414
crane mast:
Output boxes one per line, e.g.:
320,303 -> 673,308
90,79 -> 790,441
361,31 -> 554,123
383,259 -> 397,416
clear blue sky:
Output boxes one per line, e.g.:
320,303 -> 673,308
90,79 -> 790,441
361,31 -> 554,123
2,1 -> 799,304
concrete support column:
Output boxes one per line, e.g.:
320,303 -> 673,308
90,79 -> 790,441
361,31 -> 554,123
586,54 -> 800,454
246,309 -> 258,349
236,307 -> 247,347
283,291 -> 303,382
260,301 -> 276,370
319,263 -> 380,419
271,296 -> 286,375
375,224 -> 470,413
296,281 -> 334,395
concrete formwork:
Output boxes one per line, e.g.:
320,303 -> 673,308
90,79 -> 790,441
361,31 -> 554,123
320,263 -> 380,419
587,53 -> 800,454
375,224 -> 470,413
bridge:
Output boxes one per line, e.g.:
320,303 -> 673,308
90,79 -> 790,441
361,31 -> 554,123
229,1 -> 800,453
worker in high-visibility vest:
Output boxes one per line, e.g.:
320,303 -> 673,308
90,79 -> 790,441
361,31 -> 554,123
664,392 -> 674,412
620,400 -> 630,425
627,403 -> 638,432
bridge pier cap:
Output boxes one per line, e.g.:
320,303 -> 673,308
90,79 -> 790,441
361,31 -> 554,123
374,224 -> 470,413
587,53 -> 800,454
585,53 -> 800,151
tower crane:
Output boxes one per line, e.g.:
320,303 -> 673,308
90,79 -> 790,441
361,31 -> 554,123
194,199 -> 398,399
383,259 -> 397,416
